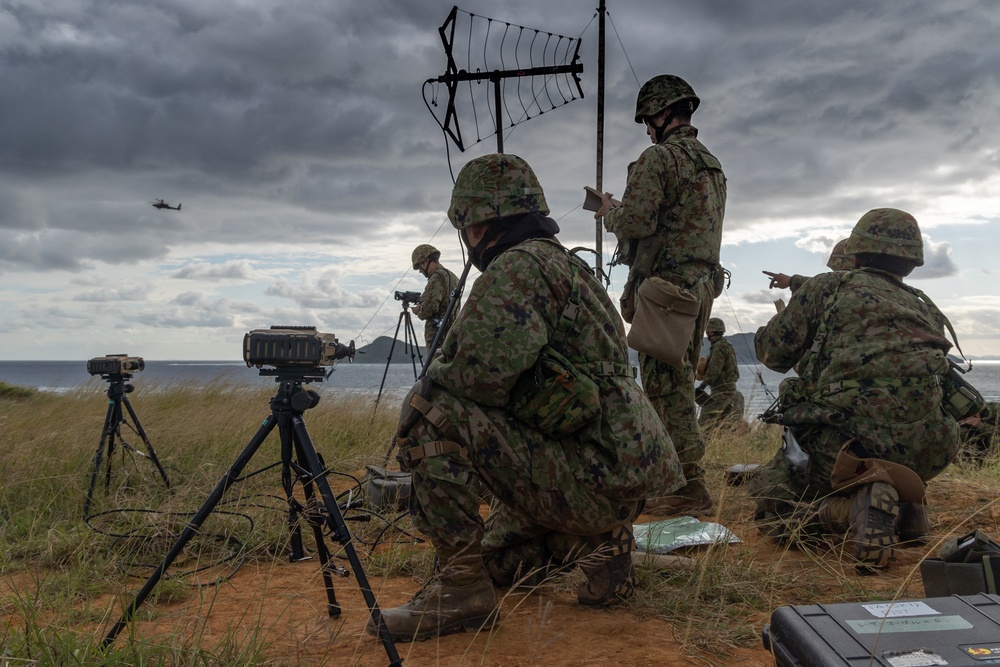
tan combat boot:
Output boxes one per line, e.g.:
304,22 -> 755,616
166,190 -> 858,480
644,479 -> 715,517
895,501 -> 931,545
820,483 -> 898,570
575,525 -> 636,607
849,482 -> 899,569
367,545 -> 498,642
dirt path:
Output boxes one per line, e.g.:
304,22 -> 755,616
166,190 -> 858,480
136,558 -> 775,667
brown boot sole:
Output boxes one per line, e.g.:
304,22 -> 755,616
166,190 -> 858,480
851,482 -> 899,571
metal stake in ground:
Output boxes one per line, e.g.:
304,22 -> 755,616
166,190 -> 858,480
100,367 -> 403,667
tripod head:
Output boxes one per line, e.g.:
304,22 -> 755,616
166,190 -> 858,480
100,373 -> 136,398
394,290 -> 421,310
258,368 -> 325,413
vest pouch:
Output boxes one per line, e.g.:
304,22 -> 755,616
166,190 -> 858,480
509,346 -> 601,438
942,364 -> 986,421
626,276 -> 699,369
619,274 -> 637,324
712,265 -> 726,299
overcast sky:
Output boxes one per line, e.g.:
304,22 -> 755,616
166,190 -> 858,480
1,0 -> 998,362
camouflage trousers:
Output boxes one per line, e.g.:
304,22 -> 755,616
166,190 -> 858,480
748,409 -> 960,539
698,390 -> 745,428
639,278 -> 714,484
398,389 -> 642,556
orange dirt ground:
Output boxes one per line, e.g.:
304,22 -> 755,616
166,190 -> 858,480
109,477 -> 985,667
8,469 -> 993,666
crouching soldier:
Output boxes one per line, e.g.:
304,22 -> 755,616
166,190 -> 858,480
370,153 -> 683,642
749,209 -> 960,569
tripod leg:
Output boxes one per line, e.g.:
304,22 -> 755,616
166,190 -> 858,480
279,418 -> 308,562
84,400 -> 117,517
291,435 -> 345,618
290,415 -> 402,667
403,311 -> 422,378
101,414 -> 279,651
104,399 -> 123,496
375,311 -> 406,411
121,395 -> 171,489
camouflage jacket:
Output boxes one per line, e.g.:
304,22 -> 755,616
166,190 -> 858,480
755,268 -> 952,420
428,237 -> 681,499
413,264 -> 459,344
604,125 -> 726,287
704,336 -> 740,392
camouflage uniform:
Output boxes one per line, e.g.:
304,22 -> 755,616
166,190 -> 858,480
604,123 -> 726,486
698,334 -> 745,427
749,268 -> 960,525
412,264 -> 459,348
785,238 -> 854,293
403,237 -> 683,555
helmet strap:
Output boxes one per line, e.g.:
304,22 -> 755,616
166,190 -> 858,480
462,223 -> 509,271
649,108 -> 675,143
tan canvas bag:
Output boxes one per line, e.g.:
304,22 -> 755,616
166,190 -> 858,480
626,276 -> 700,369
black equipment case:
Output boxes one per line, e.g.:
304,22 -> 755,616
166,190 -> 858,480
762,593 -> 1000,666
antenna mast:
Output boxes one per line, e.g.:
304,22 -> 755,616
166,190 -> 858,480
595,0 -> 607,281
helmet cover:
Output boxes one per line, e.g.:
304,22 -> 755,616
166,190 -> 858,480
634,74 -> 700,123
845,208 -> 923,266
448,153 -> 549,229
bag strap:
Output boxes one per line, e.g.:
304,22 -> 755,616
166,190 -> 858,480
640,141 -> 723,287
881,272 -> 971,370
509,239 -> 583,352
552,257 -> 583,351
798,272 -> 850,385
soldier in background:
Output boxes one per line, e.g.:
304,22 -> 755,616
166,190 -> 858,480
595,74 -> 727,517
959,402 -> 1000,464
372,154 -> 683,642
696,317 -> 745,429
750,209 -> 960,569
410,243 -> 459,350
763,237 -> 853,293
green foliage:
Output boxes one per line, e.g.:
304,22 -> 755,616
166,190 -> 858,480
0,383 -> 395,664
0,381 -> 35,399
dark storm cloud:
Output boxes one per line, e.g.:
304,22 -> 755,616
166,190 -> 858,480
0,0 -> 997,267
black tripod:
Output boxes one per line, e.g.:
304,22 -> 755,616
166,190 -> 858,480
84,372 -> 170,517
375,297 -> 424,407
100,369 -> 402,667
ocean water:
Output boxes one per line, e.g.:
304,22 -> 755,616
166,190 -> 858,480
2,359 -> 999,419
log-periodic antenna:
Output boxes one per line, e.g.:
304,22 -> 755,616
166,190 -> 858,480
424,5 -> 584,154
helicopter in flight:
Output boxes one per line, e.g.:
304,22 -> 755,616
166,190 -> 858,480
151,199 -> 181,211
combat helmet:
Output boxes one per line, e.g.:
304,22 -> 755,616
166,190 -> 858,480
634,74 -> 700,123
411,244 -> 439,269
845,208 -> 923,266
706,317 -> 726,334
448,153 -> 549,229
826,238 -> 853,271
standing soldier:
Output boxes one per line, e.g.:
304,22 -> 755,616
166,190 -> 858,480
750,209 -> 961,569
595,74 -> 727,516
372,153 -> 683,642
411,243 -> 459,350
696,317 -> 745,429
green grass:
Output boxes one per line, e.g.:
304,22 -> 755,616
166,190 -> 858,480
0,382 -> 398,665
1,385 -> 998,665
